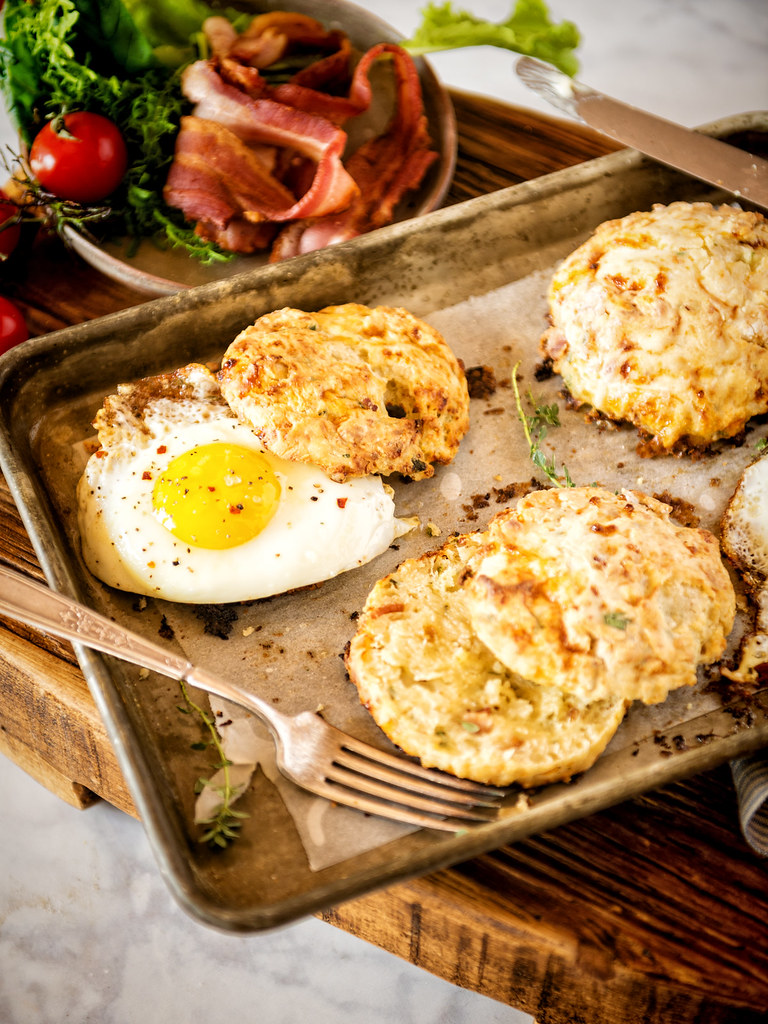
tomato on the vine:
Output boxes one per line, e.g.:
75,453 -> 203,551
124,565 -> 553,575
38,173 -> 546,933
0,193 -> 21,259
0,296 -> 28,354
29,112 -> 129,204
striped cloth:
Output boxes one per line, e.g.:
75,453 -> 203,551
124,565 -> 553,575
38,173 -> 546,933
731,752 -> 768,856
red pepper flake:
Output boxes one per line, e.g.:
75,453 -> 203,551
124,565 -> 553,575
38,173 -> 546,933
142,470 -> 152,480
157,445 -> 167,454
208,486 -> 216,492
229,504 -> 244,514
95,449 -> 107,459
337,497 -> 348,509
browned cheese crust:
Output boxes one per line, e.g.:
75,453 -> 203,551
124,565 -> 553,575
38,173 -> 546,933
541,202 -> 768,452
217,303 -> 470,481
720,453 -> 768,683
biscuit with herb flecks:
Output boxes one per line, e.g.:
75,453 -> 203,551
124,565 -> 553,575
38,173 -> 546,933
541,202 -> 768,452
346,485 -> 736,786
218,303 -> 469,482
345,528 -> 628,788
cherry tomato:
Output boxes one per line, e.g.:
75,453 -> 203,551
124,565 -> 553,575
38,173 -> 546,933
29,112 -> 128,204
0,193 -> 21,259
0,296 -> 28,353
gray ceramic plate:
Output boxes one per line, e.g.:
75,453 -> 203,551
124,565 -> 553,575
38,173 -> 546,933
61,0 -> 457,295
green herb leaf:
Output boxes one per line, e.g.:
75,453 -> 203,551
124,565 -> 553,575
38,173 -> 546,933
178,679 -> 250,850
511,362 -> 574,488
73,0 -> 159,76
402,0 -> 580,76
604,611 -> 631,630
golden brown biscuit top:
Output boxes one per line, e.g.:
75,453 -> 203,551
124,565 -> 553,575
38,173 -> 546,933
463,486 -> 736,705
541,201 -> 768,451
218,303 -> 470,481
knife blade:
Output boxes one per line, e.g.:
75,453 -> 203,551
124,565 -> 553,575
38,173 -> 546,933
516,56 -> 768,212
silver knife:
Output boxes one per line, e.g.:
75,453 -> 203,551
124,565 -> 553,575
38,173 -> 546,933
516,55 -> 768,212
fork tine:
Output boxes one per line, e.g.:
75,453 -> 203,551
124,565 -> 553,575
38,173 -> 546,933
325,761 -> 500,821
309,776 -> 498,832
332,748 -> 502,808
332,728 -> 508,798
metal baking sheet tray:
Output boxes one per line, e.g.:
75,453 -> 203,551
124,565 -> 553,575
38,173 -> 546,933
1,111 -> 767,932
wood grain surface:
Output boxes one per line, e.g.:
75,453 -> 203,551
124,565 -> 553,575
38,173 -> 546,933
1,91 -> 767,1024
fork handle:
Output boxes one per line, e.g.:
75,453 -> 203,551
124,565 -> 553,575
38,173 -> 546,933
0,563 -> 284,736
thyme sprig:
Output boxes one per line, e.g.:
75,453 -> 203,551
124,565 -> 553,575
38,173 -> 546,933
2,147 -> 114,240
512,362 -> 574,487
178,679 -> 249,850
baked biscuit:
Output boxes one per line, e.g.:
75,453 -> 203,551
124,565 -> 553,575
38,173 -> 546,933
541,202 -> 768,451
345,530 -> 628,788
721,453 -> 768,596
465,487 -> 735,705
218,303 -> 470,481
720,453 -> 768,683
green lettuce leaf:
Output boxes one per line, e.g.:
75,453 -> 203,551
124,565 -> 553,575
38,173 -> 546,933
121,0 -> 250,69
402,0 -> 580,76
73,0 -> 158,75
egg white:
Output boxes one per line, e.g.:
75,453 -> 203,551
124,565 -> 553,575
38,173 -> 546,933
76,395 -> 410,604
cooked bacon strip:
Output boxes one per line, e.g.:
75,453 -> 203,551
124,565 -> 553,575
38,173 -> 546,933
202,16 -> 238,58
164,117 -> 296,226
270,44 -> 437,260
270,41 -> 368,124
178,61 -> 359,220
216,57 -> 270,100
164,116 -> 360,249
227,12 -> 342,67
350,45 -> 439,229
289,33 -> 353,91
195,216 -> 277,254
183,61 -> 346,166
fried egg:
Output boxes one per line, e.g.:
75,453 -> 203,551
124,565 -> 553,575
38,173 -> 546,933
76,363 -> 411,604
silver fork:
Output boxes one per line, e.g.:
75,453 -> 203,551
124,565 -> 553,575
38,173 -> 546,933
0,564 -> 506,832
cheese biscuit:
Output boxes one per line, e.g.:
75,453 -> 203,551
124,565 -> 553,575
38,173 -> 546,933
542,202 -> 768,451
219,303 -> 469,481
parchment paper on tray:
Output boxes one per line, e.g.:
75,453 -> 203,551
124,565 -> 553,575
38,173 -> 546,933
158,264 -> 764,869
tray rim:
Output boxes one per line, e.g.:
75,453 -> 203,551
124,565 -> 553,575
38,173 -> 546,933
1,109 -> 768,932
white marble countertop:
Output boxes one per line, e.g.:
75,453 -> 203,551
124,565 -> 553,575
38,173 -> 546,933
1,2 -> 766,1022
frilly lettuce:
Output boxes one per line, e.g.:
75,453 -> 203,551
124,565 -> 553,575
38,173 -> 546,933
402,0 -> 580,76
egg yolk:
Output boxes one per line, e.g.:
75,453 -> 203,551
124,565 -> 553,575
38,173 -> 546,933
152,443 -> 281,549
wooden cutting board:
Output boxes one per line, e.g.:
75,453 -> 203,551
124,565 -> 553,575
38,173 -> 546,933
1,91 -> 767,1024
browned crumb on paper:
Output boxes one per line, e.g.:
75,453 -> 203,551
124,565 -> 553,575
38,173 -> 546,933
653,490 -> 700,528
491,478 -> 545,504
194,603 -> 239,639
465,364 -> 498,399
461,491 -> 493,521
158,615 -> 175,641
